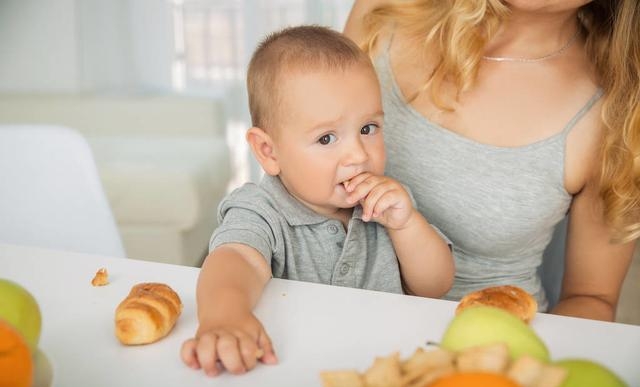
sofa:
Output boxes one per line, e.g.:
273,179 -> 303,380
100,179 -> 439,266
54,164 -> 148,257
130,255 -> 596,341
0,93 -> 232,266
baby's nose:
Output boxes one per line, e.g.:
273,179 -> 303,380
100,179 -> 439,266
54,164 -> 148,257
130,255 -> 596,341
343,139 -> 369,165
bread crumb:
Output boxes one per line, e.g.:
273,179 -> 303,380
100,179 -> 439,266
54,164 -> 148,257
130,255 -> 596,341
91,268 -> 109,286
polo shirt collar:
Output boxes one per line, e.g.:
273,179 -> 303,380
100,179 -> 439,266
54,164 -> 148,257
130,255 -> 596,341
260,174 -> 363,226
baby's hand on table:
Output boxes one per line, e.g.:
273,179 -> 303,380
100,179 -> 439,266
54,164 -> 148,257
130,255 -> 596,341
344,172 -> 414,229
180,313 -> 277,376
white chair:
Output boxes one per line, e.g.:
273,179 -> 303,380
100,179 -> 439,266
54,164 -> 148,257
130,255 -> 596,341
0,125 -> 126,257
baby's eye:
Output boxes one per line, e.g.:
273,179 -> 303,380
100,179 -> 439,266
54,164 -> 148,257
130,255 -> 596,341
318,133 -> 337,145
361,123 -> 379,135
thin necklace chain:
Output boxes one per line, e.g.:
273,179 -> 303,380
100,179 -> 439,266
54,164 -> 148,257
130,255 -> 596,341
482,30 -> 580,63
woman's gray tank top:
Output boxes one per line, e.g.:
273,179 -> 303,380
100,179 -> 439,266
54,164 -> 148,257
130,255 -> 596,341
374,48 -> 602,311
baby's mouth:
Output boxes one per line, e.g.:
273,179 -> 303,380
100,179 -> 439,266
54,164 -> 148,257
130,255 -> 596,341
339,179 -> 353,192
340,172 -> 364,190
335,182 -> 348,195
340,172 -> 365,192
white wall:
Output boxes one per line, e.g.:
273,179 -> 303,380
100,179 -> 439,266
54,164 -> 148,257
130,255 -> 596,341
129,0 -> 173,92
0,0 -> 173,93
0,0 -> 81,92
75,0 -> 133,92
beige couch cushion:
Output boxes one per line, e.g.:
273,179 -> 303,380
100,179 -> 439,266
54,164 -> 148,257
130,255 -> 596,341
0,93 -> 226,136
89,135 -> 229,227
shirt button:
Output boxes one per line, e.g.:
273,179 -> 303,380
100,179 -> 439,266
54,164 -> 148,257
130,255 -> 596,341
328,224 -> 339,234
339,263 -> 350,275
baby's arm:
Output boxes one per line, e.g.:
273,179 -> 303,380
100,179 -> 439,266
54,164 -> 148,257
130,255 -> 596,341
180,243 -> 277,376
386,207 -> 454,298
345,173 -> 454,298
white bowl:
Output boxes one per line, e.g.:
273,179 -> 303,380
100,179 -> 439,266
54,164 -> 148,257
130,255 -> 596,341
33,349 -> 53,387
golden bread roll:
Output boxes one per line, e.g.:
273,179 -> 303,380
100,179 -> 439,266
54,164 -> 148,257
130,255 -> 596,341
456,285 -> 537,323
115,282 -> 183,345
91,267 -> 109,286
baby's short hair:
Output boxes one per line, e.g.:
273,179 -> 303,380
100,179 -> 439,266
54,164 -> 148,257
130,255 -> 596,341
247,25 -> 373,130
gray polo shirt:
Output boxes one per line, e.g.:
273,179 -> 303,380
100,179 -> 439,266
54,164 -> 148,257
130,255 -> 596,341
209,174 -> 403,293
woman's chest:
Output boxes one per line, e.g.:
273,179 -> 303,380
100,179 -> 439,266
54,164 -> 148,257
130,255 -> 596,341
388,47 -> 602,195
390,42 -> 599,147
381,114 -> 571,253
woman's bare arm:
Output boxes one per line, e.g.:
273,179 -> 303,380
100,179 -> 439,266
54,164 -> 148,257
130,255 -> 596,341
552,179 -> 635,321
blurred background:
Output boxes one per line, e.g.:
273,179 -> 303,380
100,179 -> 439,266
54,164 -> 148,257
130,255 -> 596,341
0,0 -> 636,325
0,0 -> 355,182
0,0 -> 354,267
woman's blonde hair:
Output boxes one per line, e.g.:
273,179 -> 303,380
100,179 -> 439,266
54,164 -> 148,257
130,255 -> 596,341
362,0 -> 640,243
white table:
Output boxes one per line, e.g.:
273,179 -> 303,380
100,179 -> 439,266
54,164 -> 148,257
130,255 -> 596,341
1,243 -> 639,387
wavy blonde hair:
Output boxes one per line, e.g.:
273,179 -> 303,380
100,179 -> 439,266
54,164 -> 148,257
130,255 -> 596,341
362,0 -> 640,243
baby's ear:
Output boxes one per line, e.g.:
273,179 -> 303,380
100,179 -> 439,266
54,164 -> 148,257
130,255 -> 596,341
246,126 -> 280,176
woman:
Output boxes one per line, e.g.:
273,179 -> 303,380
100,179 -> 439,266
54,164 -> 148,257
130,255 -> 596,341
344,0 -> 639,321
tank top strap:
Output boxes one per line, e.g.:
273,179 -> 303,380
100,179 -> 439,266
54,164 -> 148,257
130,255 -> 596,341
560,88 -> 604,136
381,27 -> 395,54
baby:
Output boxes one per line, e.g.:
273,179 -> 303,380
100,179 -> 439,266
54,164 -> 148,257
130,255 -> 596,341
181,25 -> 454,376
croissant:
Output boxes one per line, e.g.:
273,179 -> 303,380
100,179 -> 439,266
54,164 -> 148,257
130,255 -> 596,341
456,285 -> 538,324
115,282 -> 183,345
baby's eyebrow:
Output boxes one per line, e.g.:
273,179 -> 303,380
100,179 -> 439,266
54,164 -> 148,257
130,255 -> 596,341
305,118 -> 341,134
362,110 -> 384,122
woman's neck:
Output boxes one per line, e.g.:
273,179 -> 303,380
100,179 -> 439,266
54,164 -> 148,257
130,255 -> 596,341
484,10 -> 580,60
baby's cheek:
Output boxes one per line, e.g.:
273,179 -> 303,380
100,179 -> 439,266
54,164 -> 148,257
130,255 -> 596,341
372,143 -> 386,174
371,158 -> 386,176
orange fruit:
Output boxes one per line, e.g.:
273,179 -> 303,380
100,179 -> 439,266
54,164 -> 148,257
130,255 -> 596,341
0,319 -> 33,387
430,372 -> 521,387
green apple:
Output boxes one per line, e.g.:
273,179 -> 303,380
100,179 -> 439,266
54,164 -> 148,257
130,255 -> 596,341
555,359 -> 628,387
440,305 -> 549,362
0,278 -> 42,352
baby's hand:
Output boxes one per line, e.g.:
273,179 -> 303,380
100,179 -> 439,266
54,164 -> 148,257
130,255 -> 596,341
180,313 -> 277,376
344,172 -> 414,229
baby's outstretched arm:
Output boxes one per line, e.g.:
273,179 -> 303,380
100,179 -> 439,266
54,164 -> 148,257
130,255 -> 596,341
345,173 -> 454,298
180,243 -> 277,376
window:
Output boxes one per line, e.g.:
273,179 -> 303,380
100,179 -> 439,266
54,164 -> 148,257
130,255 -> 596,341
169,0 -> 354,185
171,0 -> 354,91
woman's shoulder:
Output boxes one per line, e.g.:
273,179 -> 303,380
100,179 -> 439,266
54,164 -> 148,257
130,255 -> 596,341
343,0 -> 391,44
